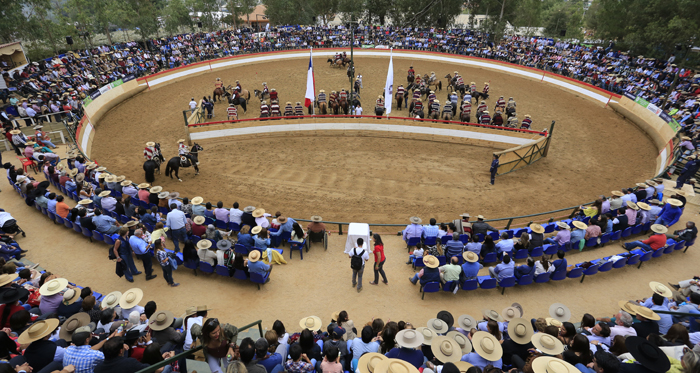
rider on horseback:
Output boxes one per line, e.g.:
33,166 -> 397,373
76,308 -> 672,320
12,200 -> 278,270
521,114 -> 533,130
408,66 -> 415,78
270,100 -> 281,118
215,77 -> 224,90
442,100 -> 453,120
429,99 -> 440,119
262,82 -> 269,97
375,95 -> 385,117
144,142 -> 157,161
506,97 -> 517,117
428,90 -> 436,106
178,139 -> 198,166
284,102 -> 294,116
227,103 -> 238,120
234,80 -> 242,93
260,100 -> 270,118
413,98 -> 424,118
318,90 -> 327,104
269,88 -> 278,102
461,100 -> 472,123
480,110 -> 491,125
335,53 -> 342,63
339,89 -> 348,102
294,102 -> 304,116
496,96 -> 506,109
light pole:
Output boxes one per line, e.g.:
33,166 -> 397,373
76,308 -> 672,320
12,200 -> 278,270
75,23 -> 102,86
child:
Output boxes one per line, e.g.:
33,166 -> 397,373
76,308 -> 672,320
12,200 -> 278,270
406,243 -> 425,265
321,346 -> 342,373
284,344 -> 315,373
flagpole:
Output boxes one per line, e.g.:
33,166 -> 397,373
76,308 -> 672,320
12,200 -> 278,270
387,48 -> 392,119
311,47 -> 315,116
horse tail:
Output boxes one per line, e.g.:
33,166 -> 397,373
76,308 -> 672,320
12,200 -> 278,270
165,161 -> 172,178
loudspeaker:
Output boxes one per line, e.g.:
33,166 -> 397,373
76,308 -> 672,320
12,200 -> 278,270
197,21 -> 203,28
66,36 -> 74,45
559,29 -> 566,37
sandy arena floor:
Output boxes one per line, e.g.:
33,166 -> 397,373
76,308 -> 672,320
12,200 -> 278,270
93,56 -> 657,224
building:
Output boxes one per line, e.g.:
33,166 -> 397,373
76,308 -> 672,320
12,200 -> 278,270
0,42 -> 29,70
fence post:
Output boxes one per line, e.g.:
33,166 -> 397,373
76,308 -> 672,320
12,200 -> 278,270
542,121 -> 556,157
505,218 -> 514,230
257,321 -> 263,337
338,224 -> 343,235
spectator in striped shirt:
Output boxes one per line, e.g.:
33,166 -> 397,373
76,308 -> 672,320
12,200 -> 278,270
226,104 -> 237,120
260,101 -> 270,118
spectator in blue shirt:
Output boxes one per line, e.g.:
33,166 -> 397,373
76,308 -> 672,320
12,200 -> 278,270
47,192 -> 57,213
655,199 -> 683,227
495,232 -> 514,257
461,251 -> 482,280
444,233 -> 464,259
402,217 -> 424,244
92,209 -> 120,235
422,218 -> 439,240
552,251 -> 568,273
166,204 -> 188,252
488,254 -> 514,282
247,250 -> 271,276
255,337 -> 283,373
129,229 -> 157,281
460,332 -> 503,369
270,216 -> 296,237
238,226 -> 255,248
514,257 -> 536,279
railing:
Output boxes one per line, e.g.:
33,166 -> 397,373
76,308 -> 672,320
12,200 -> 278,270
495,121 -> 555,176
135,319 -> 263,373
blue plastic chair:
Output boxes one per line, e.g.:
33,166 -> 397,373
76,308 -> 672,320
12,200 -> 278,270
458,234 -> 469,244
442,281 -> 458,292
610,231 -> 622,241
158,207 -> 169,216
499,277 -> 516,294
412,257 -> 425,269
47,210 -> 56,222
642,222 -> 652,233
215,219 -> 228,230
437,256 -> 447,266
92,231 -> 104,243
104,235 -> 116,246
551,270 -> 567,281
421,282 -> 441,299
198,262 -> 214,274
290,240 -> 305,259
424,236 -> 437,246
461,279 -> 478,291
631,225 -> 642,235
215,266 -> 229,276
652,248 -> 665,258
73,223 -> 82,234
119,215 -> 130,224
599,233 -> 611,246
530,246 -> 543,258
637,251 -> 653,268
621,227 -> 633,238
406,237 -> 421,249
597,261 -> 614,273
516,275 -> 533,286
234,244 -> 249,255
440,236 -> 450,245
514,249 -> 529,260
580,264 -> 600,283
54,215 -> 64,226
502,230 -> 514,238
232,269 -> 248,281
585,237 -> 598,247
482,252 -> 497,264
514,228 -> 528,237
544,244 -> 559,258
250,271 -> 270,290
474,233 -> 485,243
612,257 -> 628,269
567,267 -> 583,279
626,254 -> 640,267
534,272 -> 551,283
674,240 -> 686,251
228,222 -> 241,232
488,232 -> 500,241
544,223 -> 556,234
64,219 -> 73,230
478,277 -> 497,290
81,227 -> 93,241
663,245 -> 674,254
684,238 -> 695,253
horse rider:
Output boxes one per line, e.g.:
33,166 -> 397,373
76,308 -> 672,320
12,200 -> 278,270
329,91 -> 338,112
227,103 -> 238,120
492,110 -> 504,126
413,98 -> 424,118
454,72 -> 465,91
284,102 -> 294,116
178,139 -> 197,165
234,80 -> 242,93
477,101 -> 488,120
215,77 -> 224,90
342,51 -> 347,60
506,97 -> 517,117
429,99 -> 440,119
470,82 -> 477,96
442,100 -> 453,120
450,91 -> 459,116
335,53 -> 342,63
262,82 -> 269,97
508,116 -> 519,128
269,88 -> 278,102
339,89 -> 348,103
260,100 -> 270,119
317,90 -> 327,108
375,95 -> 385,117
482,82 -> 490,98
395,84 -> 405,108
294,102 -> 304,116
408,66 -> 415,79
428,90 -> 436,106
496,96 -> 506,110
463,91 -> 472,104
415,73 -> 422,86
270,100 -> 281,118
411,88 -> 421,103
354,77 -> 361,93
521,114 -> 533,130
144,142 -> 157,161
430,71 -> 436,83
480,110 -> 491,125
460,99 -> 472,122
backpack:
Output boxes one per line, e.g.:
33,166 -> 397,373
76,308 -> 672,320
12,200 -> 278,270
350,248 -> 365,270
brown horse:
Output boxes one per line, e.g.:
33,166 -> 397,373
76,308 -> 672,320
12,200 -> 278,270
253,89 -> 270,101
318,101 -> 328,114
326,58 -> 344,68
395,93 -> 403,110
329,100 -> 339,115
444,74 -> 456,92
213,87 -> 227,102
425,74 -> 442,91
407,73 -> 415,85
338,97 -> 349,115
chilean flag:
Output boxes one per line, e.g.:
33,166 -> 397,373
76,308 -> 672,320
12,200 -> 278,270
304,48 -> 315,108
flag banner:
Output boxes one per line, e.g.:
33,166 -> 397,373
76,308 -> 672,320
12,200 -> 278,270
304,48 -> 315,108
383,50 -> 394,115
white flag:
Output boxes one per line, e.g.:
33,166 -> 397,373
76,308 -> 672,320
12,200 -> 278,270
304,48 -> 315,108
384,49 -> 394,115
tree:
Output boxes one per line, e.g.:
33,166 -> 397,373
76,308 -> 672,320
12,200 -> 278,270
390,0 -> 464,29
164,0 -> 193,34
227,0 -> 257,28
541,0 -> 584,40
262,0 -> 314,25
311,0 -> 338,25
122,0 -> 161,44
512,0 -> 544,33
0,0 -> 32,43
188,0 -> 220,31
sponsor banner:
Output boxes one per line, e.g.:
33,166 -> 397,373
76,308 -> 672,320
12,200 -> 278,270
122,75 -> 135,83
90,90 -> 101,100
110,79 -> 123,88
630,95 -> 680,133
99,84 -> 112,95
82,97 -> 93,107
623,91 -> 636,100
374,45 -> 390,49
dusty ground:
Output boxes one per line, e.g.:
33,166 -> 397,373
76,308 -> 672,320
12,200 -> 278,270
92,56 -> 657,224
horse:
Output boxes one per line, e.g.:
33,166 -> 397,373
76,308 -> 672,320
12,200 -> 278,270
338,97 -> 349,115
326,58 -> 344,68
228,86 -> 250,112
318,101 -> 328,115
444,74 -> 455,92
329,100 -> 339,115
407,73 -> 415,85
354,80 -> 361,95
424,74 -> 442,92
213,87 -> 228,102
143,143 -> 165,183
395,92 -> 403,110
165,143 -> 203,182
253,89 -> 269,101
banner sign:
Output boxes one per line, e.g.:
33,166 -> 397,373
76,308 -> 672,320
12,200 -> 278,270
98,84 -> 112,95
122,75 -> 135,83
629,95 -> 681,133
110,79 -> 123,89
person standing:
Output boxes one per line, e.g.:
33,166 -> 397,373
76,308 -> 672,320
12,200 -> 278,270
369,234 -> 387,285
166,204 -> 187,252
155,239 -> 179,287
129,229 -> 157,281
349,238 -> 369,293
490,154 -> 499,185
113,227 -> 141,283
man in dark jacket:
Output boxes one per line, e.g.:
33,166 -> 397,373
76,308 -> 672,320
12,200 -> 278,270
409,255 -> 440,285
94,337 -> 149,373
471,215 -> 498,237
667,221 -> 697,243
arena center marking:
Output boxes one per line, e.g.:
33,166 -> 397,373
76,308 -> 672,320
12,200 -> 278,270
144,51 -> 615,104
188,122 -> 535,145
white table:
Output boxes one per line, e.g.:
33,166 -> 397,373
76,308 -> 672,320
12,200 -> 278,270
344,222 -> 371,254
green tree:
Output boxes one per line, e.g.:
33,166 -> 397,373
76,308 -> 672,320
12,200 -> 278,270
390,0 -> 464,28
164,0 -> 193,34
188,0 -> 220,31
262,0 -> 314,25
121,0 -> 161,44
227,0 -> 257,28
0,0 -> 32,43
541,0 -> 584,40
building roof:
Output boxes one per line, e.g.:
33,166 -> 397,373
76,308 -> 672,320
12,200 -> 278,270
241,5 -> 269,23
0,41 -> 21,50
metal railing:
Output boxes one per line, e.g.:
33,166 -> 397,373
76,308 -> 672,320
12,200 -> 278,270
135,319 -> 263,373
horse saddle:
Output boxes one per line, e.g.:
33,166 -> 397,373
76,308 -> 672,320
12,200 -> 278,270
180,156 -> 189,167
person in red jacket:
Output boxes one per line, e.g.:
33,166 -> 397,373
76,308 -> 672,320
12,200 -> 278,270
623,224 -> 668,252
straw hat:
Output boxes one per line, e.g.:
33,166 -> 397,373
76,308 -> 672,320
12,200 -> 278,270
395,329 -> 424,348
666,198 -> 683,207
453,362 -> 475,373
626,200 -> 639,210
124,221 -> 138,228
532,357 -> 580,373
278,216 -> 288,224
251,226 -> 262,235
545,318 -> 563,327
78,199 -> 93,205
636,183 -> 648,188
252,208 -> 266,218
531,333 -> 564,355
472,331 -> 503,361
59,313 -> 91,340
311,215 -> 323,222
18,319 -> 59,345
101,291 -> 122,309
409,216 -> 422,224
618,300 -> 639,315
0,274 -> 14,287
637,202 -> 650,211
457,314 -> 478,331
611,191 -> 624,197
431,336 -> 462,363
549,303 -> 571,322
69,168 -> 79,177
572,221 -> 587,230
357,353 -> 388,373
299,316 -> 322,330
98,190 -> 111,197
62,288 -> 81,305
120,180 -> 132,187
646,180 -> 658,186
197,240 -> 212,250
9,130 -> 21,135
530,223 -> 545,234
177,139 -> 185,143
482,309 -> 504,322
105,175 -> 117,183
157,192 -> 170,199
374,359 -> 420,373
25,141 -> 36,146
416,327 -> 436,345
446,331 -> 472,354
39,278 -> 68,296
674,190 -> 686,197
507,318 -> 534,345
150,186 -> 163,193
96,167 -> 106,172
248,250 -> 261,262
422,255 -> 439,269
149,310 -> 175,331
217,240 -> 232,250
477,215 -> 485,220
97,174 -> 108,180
191,196 -> 204,205
635,306 -> 661,321
556,222 -> 570,230
502,306 -> 521,321
193,216 -> 206,225
649,281 -> 673,297
86,164 -> 97,170
119,288 -> 144,309
138,183 -> 150,189
649,223 -> 668,234
463,251 -> 478,263
426,318 -> 449,334
146,142 -> 155,147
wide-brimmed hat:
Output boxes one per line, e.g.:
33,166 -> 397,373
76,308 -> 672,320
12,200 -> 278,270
278,216 -> 288,224
410,216 -> 422,224
501,306 -> 521,321
477,215 -> 485,220
357,353 -> 388,373
252,208 -> 266,218
62,288 -> 81,305
446,331 -> 472,354
463,251 -> 478,263
472,331 -> 503,361
453,361 -> 475,373
168,192 -> 180,199
217,240 -> 232,250
437,310 -> 454,329
105,175 -> 117,183
101,291 -> 122,309
193,216 -> 206,225
416,327 -> 436,345
649,281 -> 673,297
78,199 -> 92,205
98,190 -> 111,197
572,221 -> 587,230
0,287 -> 29,305
243,206 -> 256,213
120,180 -> 132,187
248,250 -> 261,262
666,198 -> 683,207
611,191 -> 624,197
625,336 -> 670,373
675,190 -> 687,197
556,222 -> 570,230
177,139 -> 185,143
157,191 -> 170,199
75,173 -> 85,183
634,305 -> 661,321
149,310 -> 175,331
549,303 -> 571,322
150,186 -> 163,193
531,332 -> 564,355
457,314 -> 478,331
18,319 -> 59,345
618,300 -> 638,315
39,278 -> 68,296
646,180 -> 658,187
422,255 -> 439,268
374,359 -> 420,373
124,221 -> 138,228
637,202 -> 650,211
191,196 -> 204,205
299,316 -> 322,330
482,309 -> 504,322
545,318 -> 563,327
96,167 -> 106,172
626,200 -> 639,210
507,318 -> 534,345
251,226 -> 262,235
532,357 -> 580,373
395,328 -> 424,348
69,168 -> 79,177
650,224 -> 668,234
197,240 -> 212,250
59,313 -> 91,340
146,142 -> 155,147
530,223 -> 545,234
137,183 -> 150,189
431,336 -> 462,363
120,288 -> 143,309
311,215 -> 323,222
0,274 -> 14,287
9,130 -> 21,135
427,318 -> 449,334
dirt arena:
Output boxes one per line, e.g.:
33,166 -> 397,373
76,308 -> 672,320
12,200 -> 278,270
93,56 -> 657,224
